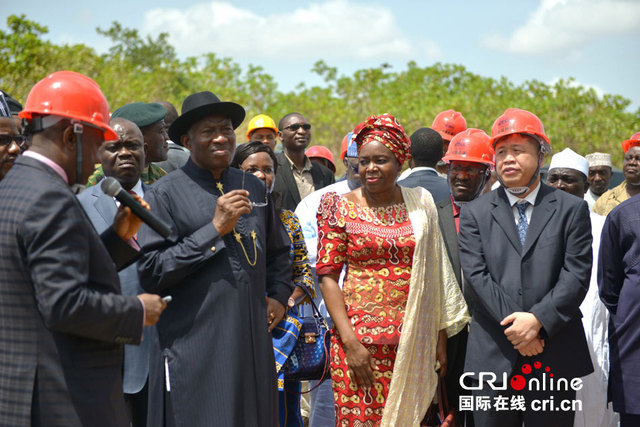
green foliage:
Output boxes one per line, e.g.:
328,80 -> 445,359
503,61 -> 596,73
1,14 -> 637,170
0,14 -> 101,99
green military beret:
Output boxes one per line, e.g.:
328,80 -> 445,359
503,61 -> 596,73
112,102 -> 167,128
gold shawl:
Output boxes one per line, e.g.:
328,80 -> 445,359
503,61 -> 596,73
380,186 -> 470,426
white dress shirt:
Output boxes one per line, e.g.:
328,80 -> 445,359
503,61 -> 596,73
504,182 -> 541,225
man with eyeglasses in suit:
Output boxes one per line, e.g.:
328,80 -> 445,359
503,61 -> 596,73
273,112 -> 334,211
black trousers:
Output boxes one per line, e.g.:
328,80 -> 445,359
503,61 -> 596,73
124,379 -> 148,427
620,413 -> 640,427
468,374 -> 577,427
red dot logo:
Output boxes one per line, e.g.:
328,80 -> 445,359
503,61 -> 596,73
511,375 -> 526,391
545,366 -> 550,372
521,364 -> 532,374
534,361 -> 542,369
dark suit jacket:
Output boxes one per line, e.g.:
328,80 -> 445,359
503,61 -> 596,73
397,168 -> 450,203
437,197 -> 462,287
274,151 -> 335,211
0,156 -> 143,426
436,197 -> 468,407
598,195 -> 640,413
458,184 -> 593,381
77,182 -> 151,395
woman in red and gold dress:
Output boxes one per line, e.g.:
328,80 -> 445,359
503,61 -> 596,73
317,114 -> 470,427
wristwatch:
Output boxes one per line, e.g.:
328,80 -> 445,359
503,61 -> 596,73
288,297 -> 296,308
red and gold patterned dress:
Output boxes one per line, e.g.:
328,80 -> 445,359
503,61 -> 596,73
316,192 -> 416,426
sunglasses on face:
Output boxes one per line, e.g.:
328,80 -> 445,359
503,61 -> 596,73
0,134 -> 27,150
282,123 -> 311,132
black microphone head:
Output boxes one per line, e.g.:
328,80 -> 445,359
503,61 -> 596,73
101,177 -> 122,197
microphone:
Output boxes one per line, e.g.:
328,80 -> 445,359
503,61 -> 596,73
101,177 -> 172,239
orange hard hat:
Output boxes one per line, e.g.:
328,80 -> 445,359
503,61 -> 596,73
490,108 -> 550,153
19,71 -> 117,141
622,131 -> 640,153
431,110 -> 467,141
306,145 -> 336,172
442,128 -> 495,167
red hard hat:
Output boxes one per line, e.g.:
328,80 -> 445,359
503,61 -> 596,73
19,71 -> 117,141
340,133 -> 349,161
431,110 -> 467,141
306,145 -> 336,172
490,108 -> 550,153
442,128 -> 495,167
622,131 -> 640,153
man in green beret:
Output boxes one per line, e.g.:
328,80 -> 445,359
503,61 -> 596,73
86,102 -> 169,187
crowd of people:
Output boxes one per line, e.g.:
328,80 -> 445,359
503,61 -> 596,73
0,71 -> 638,427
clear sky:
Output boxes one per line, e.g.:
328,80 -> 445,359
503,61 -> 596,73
3,0 -> 639,111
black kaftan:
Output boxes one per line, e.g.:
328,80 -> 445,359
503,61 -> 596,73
138,159 -> 293,426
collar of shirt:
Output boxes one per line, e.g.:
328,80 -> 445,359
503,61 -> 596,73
450,195 -> 461,217
284,152 -> 312,173
612,181 -> 628,202
450,195 -> 461,234
587,189 -> 599,200
409,166 -> 438,174
130,179 -> 144,198
23,151 -> 69,183
505,181 -> 541,224
505,181 -> 541,207
110,179 -> 144,208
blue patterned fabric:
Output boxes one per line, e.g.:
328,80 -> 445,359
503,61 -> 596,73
272,312 -> 302,391
516,202 -> 530,245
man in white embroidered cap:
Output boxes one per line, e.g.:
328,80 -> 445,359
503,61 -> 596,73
584,152 -> 613,211
547,147 -> 618,427
458,109 -> 593,426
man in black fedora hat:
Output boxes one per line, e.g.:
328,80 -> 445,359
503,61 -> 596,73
137,91 -> 293,427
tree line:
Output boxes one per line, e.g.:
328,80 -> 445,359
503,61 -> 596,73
1,14 -> 637,171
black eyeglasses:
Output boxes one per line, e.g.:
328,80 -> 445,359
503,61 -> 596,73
282,123 -> 311,132
0,134 -> 27,149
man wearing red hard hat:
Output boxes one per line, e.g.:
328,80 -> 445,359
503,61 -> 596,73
593,131 -> 640,216
437,128 -> 495,426
0,71 -> 165,426
306,144 -> 336,173
457,108 -> 593,426
431,109 -> 467,175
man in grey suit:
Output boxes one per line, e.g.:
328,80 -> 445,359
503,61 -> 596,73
397,127 -> 450,202
0,71 -> 165,426
458,109 -> 593,426
436,128 -> 494,425
273,112 -> 334,210
77,117 -> 152,427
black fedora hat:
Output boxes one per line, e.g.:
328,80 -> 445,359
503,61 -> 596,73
168,91 -> 245,145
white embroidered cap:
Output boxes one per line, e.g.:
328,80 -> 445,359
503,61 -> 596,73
549,148 -> 589,177
585,152 -> 612,168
